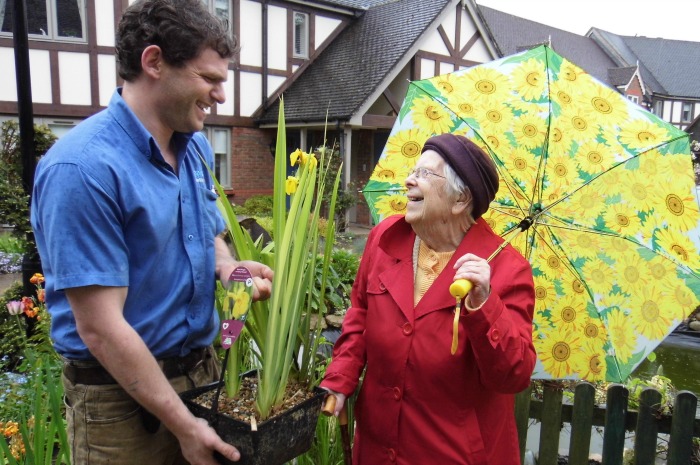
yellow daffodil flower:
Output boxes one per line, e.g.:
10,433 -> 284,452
286,176 -> 299,195
290,148 -> 304,166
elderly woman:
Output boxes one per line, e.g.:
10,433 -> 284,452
321,133 -> 536,465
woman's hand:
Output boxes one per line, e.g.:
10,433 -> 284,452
321,389 -> 347,417
453,253 -> 491,310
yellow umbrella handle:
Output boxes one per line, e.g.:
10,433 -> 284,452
449,279 -> 473,355
446,220 -> 531,354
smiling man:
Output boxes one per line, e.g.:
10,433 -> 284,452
30,1 -> 273,464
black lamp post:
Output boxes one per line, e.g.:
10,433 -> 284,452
12,0 -> 41,296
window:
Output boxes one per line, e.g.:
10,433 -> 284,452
682,102 -> 693,123
0,0 -> 85,41
653,100 -> 663,116
293,12 -> 309,58
202,127 -> 232,188
201,0 -> 231,29
626,95 -> 639,104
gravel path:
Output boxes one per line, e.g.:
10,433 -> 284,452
0,272 -> 22,294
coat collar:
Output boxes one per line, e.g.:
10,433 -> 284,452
377,217 -> 504,320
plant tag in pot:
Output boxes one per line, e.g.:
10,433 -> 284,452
221,266 -> 254,349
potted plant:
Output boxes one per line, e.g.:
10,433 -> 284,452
181,99 -> 343,465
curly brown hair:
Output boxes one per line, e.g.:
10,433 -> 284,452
115,0 -> 238,81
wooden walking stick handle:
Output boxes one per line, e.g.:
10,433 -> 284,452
322,394 -> 348,426
322,394 -> 337,416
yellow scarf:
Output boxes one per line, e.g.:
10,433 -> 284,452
414,239 -> 454,305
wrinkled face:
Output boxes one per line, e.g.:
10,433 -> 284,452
404,150 -> 453,226
158,47 -> 229,133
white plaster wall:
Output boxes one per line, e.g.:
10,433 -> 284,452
95,0 -> 116,47
267,5 -> 287,71
58,52 -> 91,105
440,62 -> 456,75
239,71 -> 262,117
420,29 -> 450,56
463,39 -> 491,63
663,101 -> 672,121
218,70 -> 235,116
671,101 -> 681,122
440,5 -> 457,48
315,16 -> 341,48
240,0 -> 262,68
267,74 -> 285,98
0,47 -> 17,101
29,49 -> 52,104
98,54 -> 116,107
420,58 -> 435,79
459,8 -> 476,51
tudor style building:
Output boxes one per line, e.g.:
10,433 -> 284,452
1,0 -> 699,226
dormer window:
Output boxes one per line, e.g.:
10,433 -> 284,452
293,11 -> 309,59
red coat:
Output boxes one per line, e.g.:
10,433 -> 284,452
321,216 -> 536,465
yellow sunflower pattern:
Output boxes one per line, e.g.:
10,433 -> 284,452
364,44 -> 700,382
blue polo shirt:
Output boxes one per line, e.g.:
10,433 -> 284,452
31,89 -> 225,360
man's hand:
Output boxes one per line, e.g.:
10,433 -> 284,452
233,259 -> 273,301
177,416 -> 240,464
215,236 -> 273,301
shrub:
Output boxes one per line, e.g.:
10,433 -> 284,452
233,195 -> 273,217
0,121 -> 57,245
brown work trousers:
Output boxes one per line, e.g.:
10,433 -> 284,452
62,347 -> 220,465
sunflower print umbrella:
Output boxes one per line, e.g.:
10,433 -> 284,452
363,44 -> 700,382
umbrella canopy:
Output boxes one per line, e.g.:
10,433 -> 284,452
363,45 -> 700,382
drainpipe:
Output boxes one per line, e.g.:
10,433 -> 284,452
262,0 -> 268,108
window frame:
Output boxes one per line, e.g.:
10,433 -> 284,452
293,11 -> 309,59
626,95 -> 639,104
201,0 -> 232,30
201,126 -> 232,189
653,100 -> 663,117
0,0 -> 87,42
681,102 -> 693,123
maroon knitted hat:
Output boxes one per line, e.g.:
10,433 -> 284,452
421,133 -> 499,219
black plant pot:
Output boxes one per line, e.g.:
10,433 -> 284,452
181,380 -> 325,465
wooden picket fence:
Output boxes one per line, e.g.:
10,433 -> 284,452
515,381 -> 700,465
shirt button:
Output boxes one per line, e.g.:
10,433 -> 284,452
393,386 -> 402,400
188,234 -> 194,241
402,322 -> 413,336
387,448 -> 396,462
491,328 -> 501,341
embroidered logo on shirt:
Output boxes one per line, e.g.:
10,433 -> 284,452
194,169 -> 206,184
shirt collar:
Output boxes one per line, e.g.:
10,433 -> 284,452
110,88 -> 194,164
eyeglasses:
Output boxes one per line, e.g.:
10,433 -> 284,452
407,167 -> 446,180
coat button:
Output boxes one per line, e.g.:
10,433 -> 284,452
491,328 -> 501,341
379,282 -> 386,291
402,322 -> 413,335
393,386 -> 402,400
387,448 -> 396,461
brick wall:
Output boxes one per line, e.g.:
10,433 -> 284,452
230,127 -> 276,206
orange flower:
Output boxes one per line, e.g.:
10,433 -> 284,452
3,421 -> 19,437
21,296 -> 33,312
37,288 -> 45,303
29,273 -> 45,285
25,307 -> 39,318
